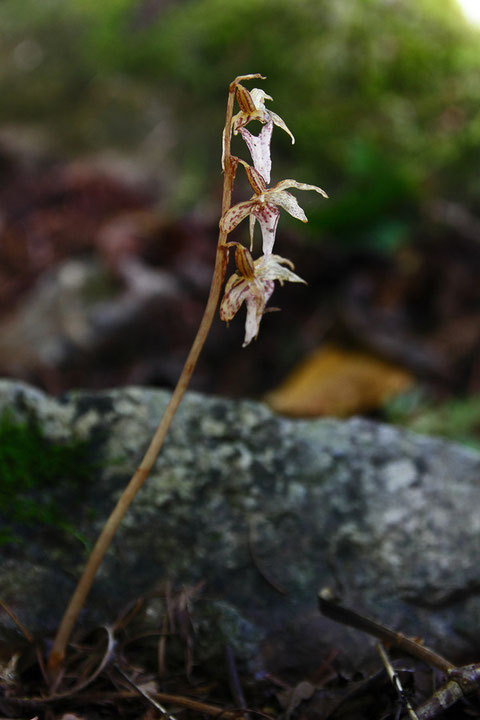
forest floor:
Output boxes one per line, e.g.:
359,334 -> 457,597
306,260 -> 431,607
1,138 -> 480,719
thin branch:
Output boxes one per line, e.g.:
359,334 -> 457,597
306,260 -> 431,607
114,663 -> 179,720
318,589 -> 480,720
377,642 -> 419,720
318,589 -> 455,674
0,597 -> 34,642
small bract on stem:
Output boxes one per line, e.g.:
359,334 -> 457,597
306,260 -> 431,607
46,74 -> 327,681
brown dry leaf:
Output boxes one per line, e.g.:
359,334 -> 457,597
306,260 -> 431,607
265,344 -> 413,417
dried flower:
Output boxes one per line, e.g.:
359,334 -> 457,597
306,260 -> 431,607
220,244 -> 306,347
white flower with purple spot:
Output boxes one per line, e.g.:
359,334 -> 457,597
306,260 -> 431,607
220,161 -> 328,255
220,244 -> 306,347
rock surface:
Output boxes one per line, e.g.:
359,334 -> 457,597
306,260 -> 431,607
1,379 -> 480,676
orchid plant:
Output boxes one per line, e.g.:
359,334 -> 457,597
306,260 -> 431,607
47,75 -> 327,681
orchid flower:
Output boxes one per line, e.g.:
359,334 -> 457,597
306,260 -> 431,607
220,160 -> 328,255
222,85 -> 293,177
233,86 -> 295,143
231,86 -> 294,183
220,243 -> 306,347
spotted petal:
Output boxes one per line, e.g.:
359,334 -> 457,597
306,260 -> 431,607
267,180 -> 328,223
274,179 -> 328,198
267,190 -> 309,222
243,279 -> 274,346
256,254 -> 306,285
240,119 -> 273,183
220,200 -> 255,234
219,276 -> 250,322
252,202 -> 280,255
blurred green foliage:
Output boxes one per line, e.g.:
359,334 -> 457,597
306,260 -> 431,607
1,0 -> 480,248
0,410 -> 92,546
385,390 -> 480,448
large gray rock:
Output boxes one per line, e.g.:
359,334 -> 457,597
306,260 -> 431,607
1,379 -> 479,675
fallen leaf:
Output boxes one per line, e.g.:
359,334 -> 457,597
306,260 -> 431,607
265,344 -> 413,417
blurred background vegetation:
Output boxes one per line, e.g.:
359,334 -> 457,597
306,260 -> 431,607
2,0 -> 480,237
1,0 -> 480,444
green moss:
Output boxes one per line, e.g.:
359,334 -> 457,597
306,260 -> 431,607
0,410 -> 94,547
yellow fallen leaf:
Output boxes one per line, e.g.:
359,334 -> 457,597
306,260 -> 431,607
265,344 -> 413,417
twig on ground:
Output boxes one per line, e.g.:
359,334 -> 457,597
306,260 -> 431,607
113,663 -> 178,720
0,597 -> 33,642
376,642 -> 419,720
318,588 -> 455,673
318,588 -> 480,720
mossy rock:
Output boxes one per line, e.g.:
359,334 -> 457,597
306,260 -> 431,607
0,409 -> 93,547
1,379 -> 480,673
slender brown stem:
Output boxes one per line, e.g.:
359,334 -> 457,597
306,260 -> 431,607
0,598 -> 34,642
318,590 -> 456,674
47,74 -> 265,677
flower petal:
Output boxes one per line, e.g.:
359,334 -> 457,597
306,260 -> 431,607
261,278 -> 275,304
234,243 -> 255,279
232,110 -> 262,134
250,88 -> 273,108
249,213 -> 256,251
236,84 -> 257,114
266,189 -> 308,222
242,280 -> 275,347
252,202 -> 280,254
238,159 -> 267,195
240,120 -> 273,184
219,276 -> 249,321
273,179 -> 328,198
220,200 -> 255,234
255,254 -> 307,285
242,279 -> 273,346
232,89 -> 269,134
269,110 -> 295,144
243,295 -> 263,346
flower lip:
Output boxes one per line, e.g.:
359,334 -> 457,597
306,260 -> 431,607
240,120 -> 273,184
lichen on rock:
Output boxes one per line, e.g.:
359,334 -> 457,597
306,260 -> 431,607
1,379 -> 480,672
